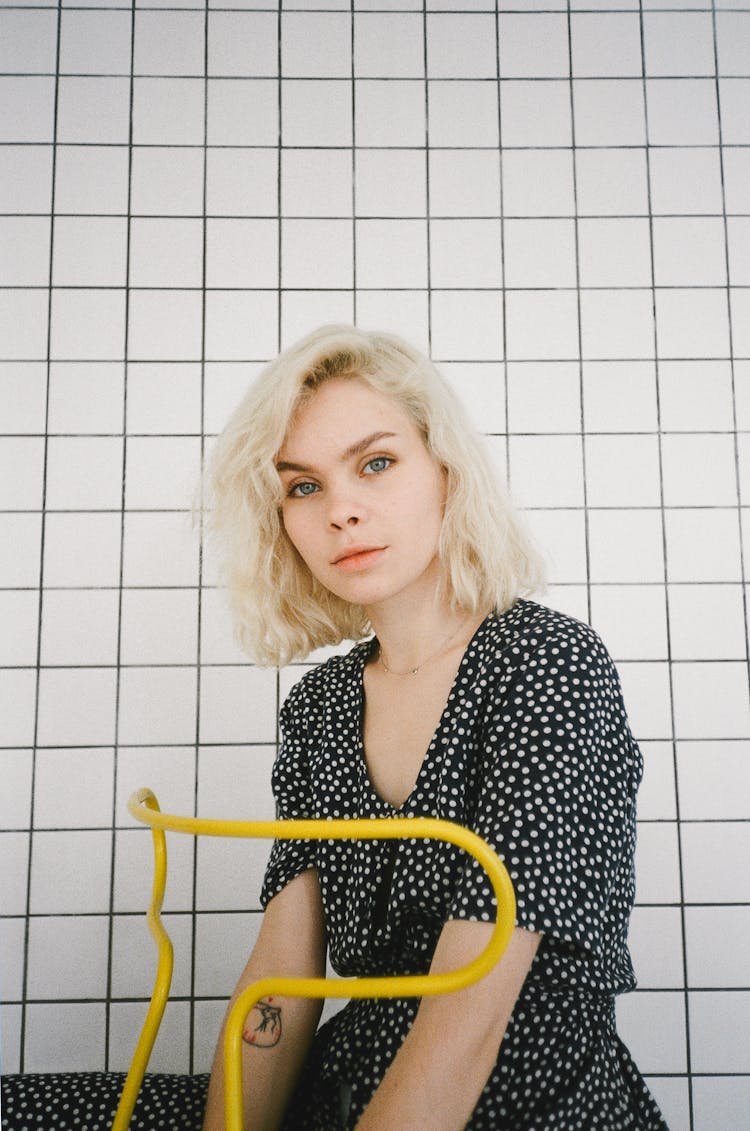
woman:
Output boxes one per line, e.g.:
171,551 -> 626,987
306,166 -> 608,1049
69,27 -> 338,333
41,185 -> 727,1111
201,325 -> 667,1130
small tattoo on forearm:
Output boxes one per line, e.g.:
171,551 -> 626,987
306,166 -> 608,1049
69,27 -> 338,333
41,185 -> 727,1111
242,997 -> 282,1048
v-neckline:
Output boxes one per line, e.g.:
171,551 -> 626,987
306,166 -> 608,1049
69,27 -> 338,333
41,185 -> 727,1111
354,612 -> 494,813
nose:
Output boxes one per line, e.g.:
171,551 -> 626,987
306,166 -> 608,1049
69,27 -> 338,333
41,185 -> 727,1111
326,483 -> 362,530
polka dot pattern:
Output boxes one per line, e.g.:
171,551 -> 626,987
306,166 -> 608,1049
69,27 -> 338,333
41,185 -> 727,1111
263,601 -> 668,1129
0,1072 -> 209,1130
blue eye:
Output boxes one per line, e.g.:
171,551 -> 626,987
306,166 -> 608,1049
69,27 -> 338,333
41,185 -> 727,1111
289,481 -> 319,497
363,456 -> 392,475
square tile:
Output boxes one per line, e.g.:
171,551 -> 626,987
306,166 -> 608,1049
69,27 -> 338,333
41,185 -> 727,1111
0,749 -> 33,830
589,584 -> 668,662
502,150 -> 575,217
115,745 -> 196,830
111,914 -> 193,999
207,79 -> 278,146
0,291 -> 52,360
50,289 -> 126,362
653,217 -> 727,287
206,218 -> 278,288
132,77 -> 205,145
677,740 -> 750,821
45,437 -> 124,511
583,362 -> 657,432
570,12 -> 642,78
40,589 -> 119,666
126,362 -> 201,435
0,832 -> 30,915
572,79 -> 645,146
24,1003 -> 106,1072
661,434 -> 737,507
585,435 -> 662,508
207,148 -> 278,217
52,216 -> 127,288
134,10 -> 205,76
0,217 -> 51,286
655,288 -> 730,360
580,290 -> 655,360
0,77 -> 55,143
672,662 -> 750,739
426,14 -> 497,79
55,145 -> 129,215
646,79 -> 719,145
0,9 -> 59,73
648,148 -> 724,216
199,665 -> 277,745
59,8 -> 132,74
118,666 -> 198,745
578,218 -> 652,288
357,217 -> 427,287
0,917 -> 25,1001
282,11 -> 350,78
208,11 -> 278,77
204,290 -> 279,360
588,510 -> 665,584
0,437 -> 45,509
683,821 -> 750,902
686,906 -> 750,988
129,218 -> 204,288
506,361 -> 580,434
43,512 -> 122,587
441,362 -> 505,435
619,660 -> 674,740
429,219 -> 502,288
48,362 -> 124,434
643,11 -> 716,77
57,77 -> 131,144
499,13 -> 570,78
281,80 -> 352,147
354,79 -> 425,146
131,146 -> 205,216
524,509 -> 587,585
282,149 -> 352,217
356,150 -> 425,217
197,745 -> 275,820
668,584 -> 747,660
509,435 -> 584,508
506,290 -> 580,361
428,81 -> 499,147
113,826 -> 194,914
693,1077 -> 750,1129
194,912 -> 261,996
665,508 -> 742,583
575,149 -> 648,216
689,991 -> 750,1073
196,836 -> 267,910
37,669 -> 117,747
504,219 -> 576,288
128,289 -> 204,362
716,11 -> 750,76
34,747 -> 114,829
354,291 -> 428,351
281,218 -> 353,289
0,145 -> 53,212
282,291 -> 355,348
27,916 -> 109,998
615,992 -> 686,1074
500,80 -> 572,148
30,830 -> 112,914
628,906 -> 684,989
657,361 -> 734,431
0,514 -> 42,587
120,588 -> 199,665
354,13 -> 424,79
124,511 -> 200,585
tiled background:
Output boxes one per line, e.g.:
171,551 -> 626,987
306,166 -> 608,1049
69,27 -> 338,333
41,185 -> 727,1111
1,1 -> 749,1128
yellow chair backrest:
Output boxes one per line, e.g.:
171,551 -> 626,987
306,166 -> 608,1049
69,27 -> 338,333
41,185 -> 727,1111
113,787 -> 516,1131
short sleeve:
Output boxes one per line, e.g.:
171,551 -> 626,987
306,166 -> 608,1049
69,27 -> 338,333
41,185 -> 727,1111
259,689 -> 318,909
449,624 -> 640,958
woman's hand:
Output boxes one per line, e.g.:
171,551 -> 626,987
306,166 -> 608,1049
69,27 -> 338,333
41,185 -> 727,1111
355,921 -> 541,1131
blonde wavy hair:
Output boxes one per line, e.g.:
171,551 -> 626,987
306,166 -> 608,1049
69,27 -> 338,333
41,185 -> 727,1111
202,324 -> 545,666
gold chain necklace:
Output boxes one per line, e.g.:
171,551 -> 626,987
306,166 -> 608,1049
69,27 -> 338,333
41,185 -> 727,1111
378,617 -> 470,677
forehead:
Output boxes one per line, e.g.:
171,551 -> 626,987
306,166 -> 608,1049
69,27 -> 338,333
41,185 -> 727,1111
280,377 -> 417,453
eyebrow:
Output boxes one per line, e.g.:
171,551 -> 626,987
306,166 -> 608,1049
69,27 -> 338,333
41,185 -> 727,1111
275,431 -> 398,474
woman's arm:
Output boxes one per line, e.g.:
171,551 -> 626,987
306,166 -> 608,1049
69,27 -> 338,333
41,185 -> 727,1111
202,867 -> 326,1131
355,921 -> 541,1131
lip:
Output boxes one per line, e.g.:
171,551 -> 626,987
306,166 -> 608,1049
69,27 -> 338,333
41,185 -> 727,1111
332,545 -> 386,571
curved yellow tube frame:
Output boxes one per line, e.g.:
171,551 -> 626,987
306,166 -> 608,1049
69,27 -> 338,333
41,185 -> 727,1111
114,787 -> 516,1131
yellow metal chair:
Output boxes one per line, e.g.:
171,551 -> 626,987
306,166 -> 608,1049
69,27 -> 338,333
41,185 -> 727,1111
113,788 -> 516,1131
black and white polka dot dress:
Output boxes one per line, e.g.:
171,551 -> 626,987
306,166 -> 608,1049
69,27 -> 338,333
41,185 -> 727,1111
261,600 -> 669,1130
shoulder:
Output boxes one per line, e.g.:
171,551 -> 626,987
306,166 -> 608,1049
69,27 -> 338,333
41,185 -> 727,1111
488,598 -> 613,674
280,637 -> 373,724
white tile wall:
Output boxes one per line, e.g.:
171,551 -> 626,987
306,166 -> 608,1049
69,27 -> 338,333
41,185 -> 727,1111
1,4 -> 748,1128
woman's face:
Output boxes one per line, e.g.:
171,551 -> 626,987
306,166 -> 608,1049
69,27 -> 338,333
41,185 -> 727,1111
276,377 -> 447,613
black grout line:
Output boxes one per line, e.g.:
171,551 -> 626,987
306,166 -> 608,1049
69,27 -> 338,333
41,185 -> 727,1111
17,0 -> 62,1076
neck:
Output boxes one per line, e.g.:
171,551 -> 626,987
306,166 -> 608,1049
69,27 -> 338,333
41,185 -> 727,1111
367,593 -> 488,676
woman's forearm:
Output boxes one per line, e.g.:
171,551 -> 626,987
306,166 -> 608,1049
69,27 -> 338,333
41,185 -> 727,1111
202,992 -> 322,1131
